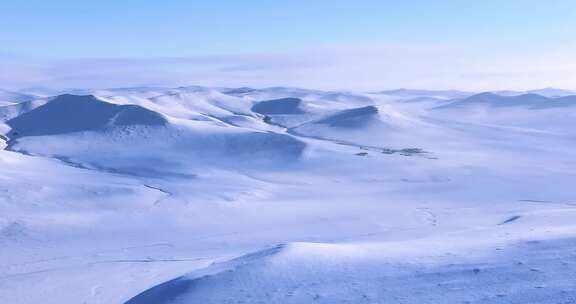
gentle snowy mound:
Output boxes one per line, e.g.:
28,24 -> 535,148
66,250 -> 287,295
251,98 -> 305,115
251,99 -> 321,128
126,238 -> 576,304
223,87 -> 373,109
222,86 -> 320,99
8,125 -> 305,176
7,94 -> 167,137
5,94 -> 306,175
438,92 -> 576,109
290,105 -> 401,146
432,92 -> 576,135
0,89 -> 35,105
377,88 -> 473,99
313,105 -> 380,128
526,88 -> 576,97
289,104 -> 436,150
221,87 -> 258,96
0,99 -> 48,124
102,88 -> 279,131
491,88 -> 576,98
145,89 -> 255,118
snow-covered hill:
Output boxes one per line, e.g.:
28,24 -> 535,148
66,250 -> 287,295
376,88 -> 474,99
127,237 -> 576,304
433,92 -> 576,136
1,86 -> 576,304
4,94 -> 306,177
0,89 -> 36,106
438,92 -> 576,109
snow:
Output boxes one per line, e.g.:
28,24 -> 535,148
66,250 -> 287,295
1,87 -> 576,303
126,238 -> 576,304
251,98 -> 305,115
493,88 -> 576,98
438,92 -> 576,110
376,88 -> 474,99
7,94 -> 168,138
0,89 -> 36,106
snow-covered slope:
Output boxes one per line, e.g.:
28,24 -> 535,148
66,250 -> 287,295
438,92 -> 576,109
7,94 -> 168,137
222,86 -> 373,106
433,92 -> 576,136
1,86 -> 576,304
291,105 -> 393,143
4,94 -> 306,177
0,89 -> 35,106
127,236 -> 576,304
376,88 -> 474,99
492,88 -> 576,97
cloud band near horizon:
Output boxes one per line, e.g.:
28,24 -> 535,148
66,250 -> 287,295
2,44 -> 576,91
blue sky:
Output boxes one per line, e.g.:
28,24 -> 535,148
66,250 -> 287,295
1,0 -> 575,90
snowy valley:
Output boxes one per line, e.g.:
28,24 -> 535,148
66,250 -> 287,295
1,86 -> 576,303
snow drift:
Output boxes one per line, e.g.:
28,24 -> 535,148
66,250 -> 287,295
126,238 -> 576,304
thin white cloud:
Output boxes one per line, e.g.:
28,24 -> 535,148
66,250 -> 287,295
1,43 -> 576,91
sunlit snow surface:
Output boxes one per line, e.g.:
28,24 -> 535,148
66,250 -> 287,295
1,87 -> 576,303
